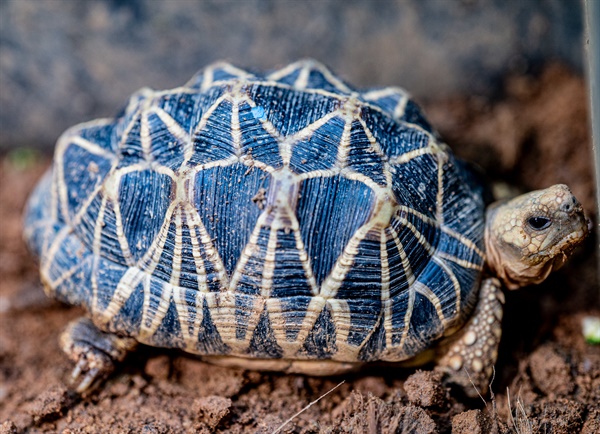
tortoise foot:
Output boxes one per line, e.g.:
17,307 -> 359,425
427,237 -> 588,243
435,278 -> 504,397
59,317 -> 137,393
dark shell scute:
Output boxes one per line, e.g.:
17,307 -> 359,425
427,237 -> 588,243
247,84 -> 340,137
362,107 -> 430,159
238,101 -> 283,169
120,169 -> 173,262
346,120 -> 388,186
400,100 -> 434,133
235,226 -> 270,296
146,111 -> 186,170
299,304 -> 337,359
195,298 -> 230,354
62,143 -> 113,219
247,306 -> 283,358
390,154 -> 439,220
270,230 -> 313,299
150,299 -> 185,349
192,163 -> 271,277
296,175 -> 375,286
188,99 -> 236,166
289,115 -> 345,174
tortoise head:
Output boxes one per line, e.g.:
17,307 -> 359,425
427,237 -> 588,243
484,184 -> 591,289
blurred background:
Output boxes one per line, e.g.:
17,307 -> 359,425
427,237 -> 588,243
0,0 -> 585,151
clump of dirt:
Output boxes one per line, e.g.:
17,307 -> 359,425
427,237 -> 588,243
0,64 -> 598,433
452,409 -> 502,434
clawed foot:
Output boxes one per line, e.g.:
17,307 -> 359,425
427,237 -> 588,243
60,317 -> 137,393
435,278 -> 504,398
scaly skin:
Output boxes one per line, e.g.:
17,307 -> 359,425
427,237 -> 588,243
485,184 -> 590,289
436,184 -> 590,396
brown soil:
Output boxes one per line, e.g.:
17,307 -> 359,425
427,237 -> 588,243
0,64 -> 598,433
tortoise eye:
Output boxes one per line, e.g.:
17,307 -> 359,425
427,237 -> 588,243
527,216 -> 551,230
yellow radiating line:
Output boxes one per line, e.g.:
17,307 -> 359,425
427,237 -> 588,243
436,153 -> 446,223
380,230 -> 391,302
183,203 -> 229,289
328,298 -> 353,354
40,225 -> 73,285
102,267 -> 146,326
393,96 -> 410,120
182,207 -> 209,292
320,220 -> 376,299
387,226 -> 416,287
399,286 -> 415,351
151,87 -> 198,98
386,225 -> 416,352
182,207 -> 208,337
69,136 -> 117,160
136,206 -> 178,338
296,167 -> 341,182
117,111 -> 142,150
228,212 -> 268,291
335,114 -> 353,168
55,135 -> 72,225
89,194 -> 108,312
294,64 -> 311,89
437,252 -> 483,270
394,213 -> 436,256
230,99 -> 242,156
183,94 -> 230,165
432,257 -> 462,322
308,61 -> 352,93
49,256 -> 86,290
140,109 -> 152,161
260,224 -> 279,299
151,106 -> 192,144
414,281 -> 447,327
50,166 -> 59,223
379,231 -> 395,349
291,225 -> 319,296
111,193 -> 135,267
138,203 -> 178,272
340,169 -> 386,192
71,182 -> 104,227
280,110 -> 341,166
200,64 -> 215,92
169,208 -> 190,340
357,117 -> 393,188
355,230 -> 392,353
266,62 -> 301,81
361,87 -> 408,102
440,226 -> 485,259
389,147 -> 432,165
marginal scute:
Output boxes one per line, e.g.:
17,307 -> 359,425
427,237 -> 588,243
26,60 -> 487,365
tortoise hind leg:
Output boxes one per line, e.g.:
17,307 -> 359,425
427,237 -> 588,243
435,277 -> 504,397
60,317 -> 137,393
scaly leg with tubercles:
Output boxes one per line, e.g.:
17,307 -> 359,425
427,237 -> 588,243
60,317 -> 137,393
435,277 -> 504,397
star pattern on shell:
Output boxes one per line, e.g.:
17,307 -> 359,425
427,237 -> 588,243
26,60 -> 485,364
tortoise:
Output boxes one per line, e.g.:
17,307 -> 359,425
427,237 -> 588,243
24,60 -> 590,395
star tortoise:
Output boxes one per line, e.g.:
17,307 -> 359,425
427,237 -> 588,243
24,60 -> 590,395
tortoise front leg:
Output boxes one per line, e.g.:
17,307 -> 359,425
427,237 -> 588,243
60,317 -> 137,393
435,277 -> 504,397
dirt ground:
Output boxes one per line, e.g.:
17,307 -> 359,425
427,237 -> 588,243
0,64 -> 598,433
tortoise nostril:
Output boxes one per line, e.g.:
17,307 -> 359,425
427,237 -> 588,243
560,198 -> 575,213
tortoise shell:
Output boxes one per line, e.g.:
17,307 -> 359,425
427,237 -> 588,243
24,60 -> 485,364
